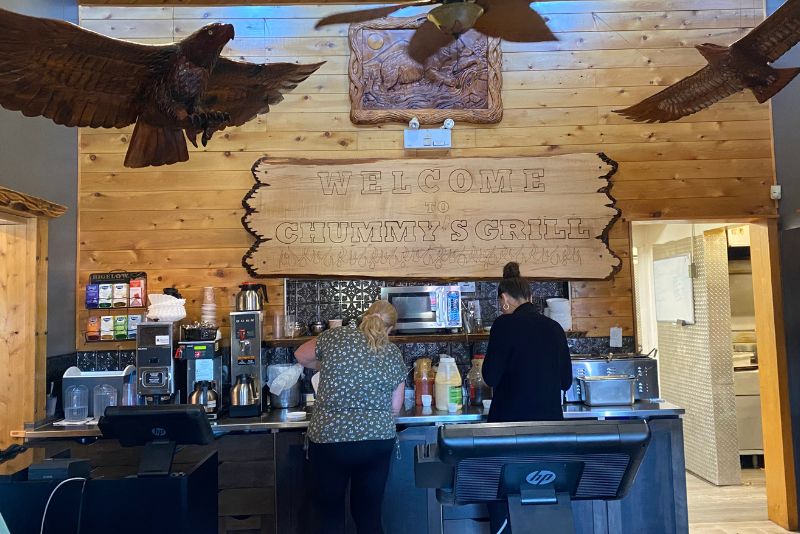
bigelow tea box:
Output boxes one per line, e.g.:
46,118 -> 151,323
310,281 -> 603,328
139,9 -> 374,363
98,284 -> 112,308
112,283 -> 129,308
129,278 -> 145,308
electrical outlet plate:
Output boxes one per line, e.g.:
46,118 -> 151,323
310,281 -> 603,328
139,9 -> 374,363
770,185 -> 782,200
404,128 -> 452,149
610,326 -> 623,348
458,282 -> 476,293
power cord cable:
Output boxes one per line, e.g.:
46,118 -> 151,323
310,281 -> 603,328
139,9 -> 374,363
39,477 -> 87,534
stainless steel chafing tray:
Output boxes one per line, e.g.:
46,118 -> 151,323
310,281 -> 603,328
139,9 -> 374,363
578,375 -> 636,406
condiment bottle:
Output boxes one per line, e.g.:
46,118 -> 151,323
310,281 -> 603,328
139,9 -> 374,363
466,354 -> 492,406
435,356 -> 462,411
414,358 -> 434,406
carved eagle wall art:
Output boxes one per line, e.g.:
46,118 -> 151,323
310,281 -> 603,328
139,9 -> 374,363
615,0 -> 800,123
316,0 -> 557,64
0,8 -> 323,168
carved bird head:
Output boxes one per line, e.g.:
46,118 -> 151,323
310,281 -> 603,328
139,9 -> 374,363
181,23 -> 235,66
695,42 -> 729,64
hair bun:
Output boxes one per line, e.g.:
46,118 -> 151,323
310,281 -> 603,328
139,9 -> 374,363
502,262 -> 521,279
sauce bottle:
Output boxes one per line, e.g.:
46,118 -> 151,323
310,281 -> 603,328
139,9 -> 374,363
435,356 -> 462,411
466,354 -> 492,406
414,358 -> 434,406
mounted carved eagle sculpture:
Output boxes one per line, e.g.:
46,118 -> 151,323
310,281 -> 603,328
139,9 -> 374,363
316,0 -> 557,64
615,0 -> 800,123
0,8 -> 323,167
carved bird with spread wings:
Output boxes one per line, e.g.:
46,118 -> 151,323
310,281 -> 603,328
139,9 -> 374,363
316,0 -> 556,64
0,8 -> 323,167
615,0 -> 800,123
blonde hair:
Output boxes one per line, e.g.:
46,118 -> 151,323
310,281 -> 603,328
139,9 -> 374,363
359,300 -> 398,351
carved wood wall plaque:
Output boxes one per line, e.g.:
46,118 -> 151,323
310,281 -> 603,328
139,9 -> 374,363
348,16 -> 503,125
243,154 -> 621,281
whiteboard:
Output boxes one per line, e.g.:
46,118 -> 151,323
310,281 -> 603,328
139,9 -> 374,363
653,254 -> 695,324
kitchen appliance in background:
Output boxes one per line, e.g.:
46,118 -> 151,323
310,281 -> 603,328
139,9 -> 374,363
380,285 -> 462,333
188,381 -> 220,420
566,353 -> 659,403
175,338 -> 225,419
135,321 -> 178,403
229,311 -> 264,417
236,282 -> 268,311
578,375 -> 636,406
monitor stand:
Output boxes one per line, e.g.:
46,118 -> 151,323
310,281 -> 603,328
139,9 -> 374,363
138,440 -> 176,477
507,490 -> 574,534
499,462 -> 581,534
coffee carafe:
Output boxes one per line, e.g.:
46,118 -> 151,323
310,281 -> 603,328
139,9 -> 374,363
231,374 -> 257,413
235,282 -> 268,311
188,380 -> 219,419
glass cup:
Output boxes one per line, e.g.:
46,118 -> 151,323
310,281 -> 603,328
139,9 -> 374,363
284,315 -> 297,338
421,394 -> 433,408
121,383 -> 138,406
93,384 -> 118,419
65,385 -> 89,422
272,314 -> 286,339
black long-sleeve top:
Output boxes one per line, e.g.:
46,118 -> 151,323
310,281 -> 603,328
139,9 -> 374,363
483,302 -> 573,423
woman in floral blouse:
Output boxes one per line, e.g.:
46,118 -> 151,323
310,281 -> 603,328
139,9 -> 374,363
295,300 -> 406,534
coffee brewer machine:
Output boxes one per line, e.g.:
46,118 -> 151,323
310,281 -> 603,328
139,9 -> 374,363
136,322 -> 178,403
229,311 -> 263,417
175,339 -> 224,419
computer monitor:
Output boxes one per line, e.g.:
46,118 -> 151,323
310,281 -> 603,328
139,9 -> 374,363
415,419 -> 650,534
99,405 -> 214,477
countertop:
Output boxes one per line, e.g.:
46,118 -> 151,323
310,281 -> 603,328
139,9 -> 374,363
15,401 -> 683,441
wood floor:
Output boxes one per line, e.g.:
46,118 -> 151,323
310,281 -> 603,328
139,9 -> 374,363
688,469 -> 791,534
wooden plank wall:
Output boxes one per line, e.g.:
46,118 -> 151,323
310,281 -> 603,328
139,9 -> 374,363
76,1 -> 777,350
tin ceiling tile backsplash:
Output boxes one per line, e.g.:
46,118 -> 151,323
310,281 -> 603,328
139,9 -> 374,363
655,233 -> 740,486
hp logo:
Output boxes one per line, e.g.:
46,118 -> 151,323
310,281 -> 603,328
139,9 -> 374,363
151,427 -> 167,437
526,470 -> 557,486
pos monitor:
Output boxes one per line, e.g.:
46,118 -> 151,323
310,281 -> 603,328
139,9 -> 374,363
415,419 -> 650,534
99,405 -> 214,477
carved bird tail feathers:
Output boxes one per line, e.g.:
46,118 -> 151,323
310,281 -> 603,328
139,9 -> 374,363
124,122 -> 189,168
752,67 -> 800,103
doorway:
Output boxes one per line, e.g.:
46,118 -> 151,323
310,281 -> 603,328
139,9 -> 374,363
630,220 -> 795,531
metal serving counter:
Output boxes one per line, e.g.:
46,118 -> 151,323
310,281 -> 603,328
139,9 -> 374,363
16,401 -> 683,441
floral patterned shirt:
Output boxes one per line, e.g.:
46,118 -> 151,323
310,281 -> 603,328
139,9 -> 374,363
307,327 -> 407,443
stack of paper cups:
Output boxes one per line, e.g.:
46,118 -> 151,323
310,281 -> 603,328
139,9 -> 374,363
545,298 -> 572,331
201,286 -> 217,325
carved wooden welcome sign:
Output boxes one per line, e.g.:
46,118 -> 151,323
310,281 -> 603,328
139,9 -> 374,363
243,154 -> 620,280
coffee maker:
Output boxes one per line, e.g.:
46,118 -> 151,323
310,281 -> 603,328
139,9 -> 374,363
136,322 -> 178,403
175,339 -> 225,419
229,311 -> 263,417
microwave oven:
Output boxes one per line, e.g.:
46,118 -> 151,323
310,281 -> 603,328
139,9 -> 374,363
380,285 -> 462,333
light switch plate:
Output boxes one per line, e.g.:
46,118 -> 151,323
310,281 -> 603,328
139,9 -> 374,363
610,327 -> 623,348
404,128 -> 452,149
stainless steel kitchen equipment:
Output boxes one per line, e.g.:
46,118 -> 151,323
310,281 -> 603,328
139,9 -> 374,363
380,285 -> 462,333
578,375 -> 636,406
734,368 -> 763,455
188,380 -> 219,420
235,282 -> 268,311
175,339 -> 225,417
267,364 -> 302,408
567,354 -> 659,403
229,311 -> 263,417
135,321 -> 178,403
231,374 -> 256,408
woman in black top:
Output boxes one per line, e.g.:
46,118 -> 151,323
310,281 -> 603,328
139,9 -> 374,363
484,261 -> 573,422
484,263 -> 574,533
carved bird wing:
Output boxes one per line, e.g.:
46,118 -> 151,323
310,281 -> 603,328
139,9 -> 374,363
316,0 -> 436,28
407,19 -> 457,64
0,8 -> 173,128
474,0 -> 557,42
734,0 -> 800,62
202,58 -> 325,127
614,65 -> 744,123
